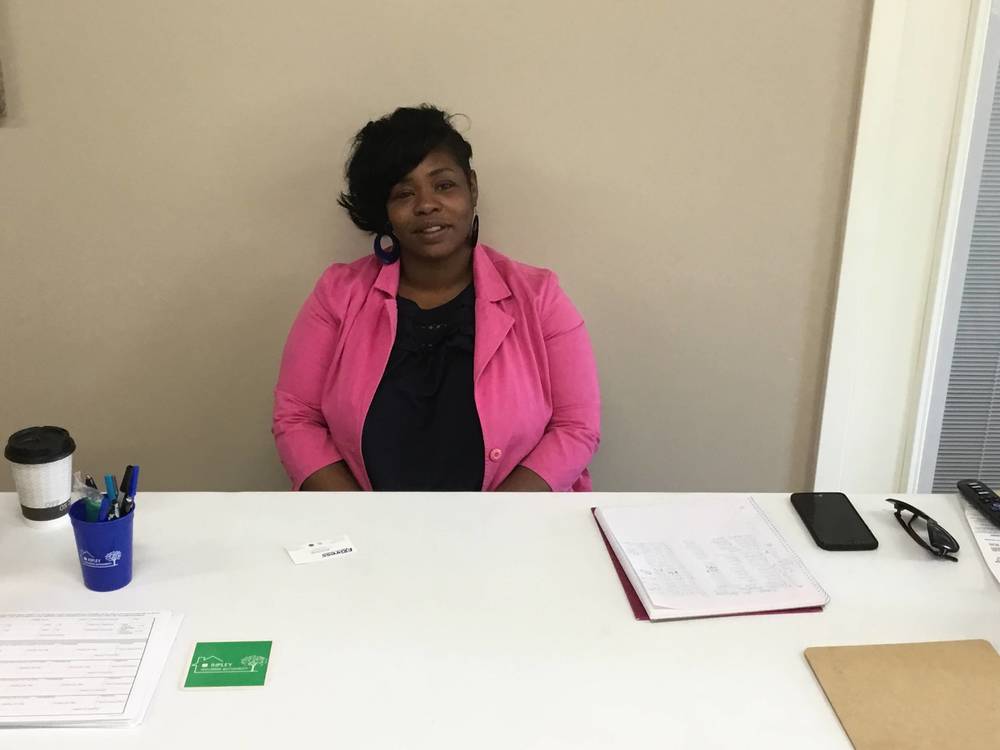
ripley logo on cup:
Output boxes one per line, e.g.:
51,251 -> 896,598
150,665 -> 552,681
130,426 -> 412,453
79,549 -> 123,568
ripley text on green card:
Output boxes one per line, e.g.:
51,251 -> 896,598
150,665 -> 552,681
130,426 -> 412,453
184,641 -> 272,688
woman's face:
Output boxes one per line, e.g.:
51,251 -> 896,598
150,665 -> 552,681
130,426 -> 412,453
386,148 -> 478,261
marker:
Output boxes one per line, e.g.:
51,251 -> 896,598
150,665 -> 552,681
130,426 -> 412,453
121,465 -> 140,516
84,494 -> 102,522
117,466 -> 134,517
119,466 -> 133,497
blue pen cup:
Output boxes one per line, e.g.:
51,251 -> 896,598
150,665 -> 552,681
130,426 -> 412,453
68,499 -> 134,591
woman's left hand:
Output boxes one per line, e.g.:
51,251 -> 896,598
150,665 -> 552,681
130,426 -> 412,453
495,465 -> 551,492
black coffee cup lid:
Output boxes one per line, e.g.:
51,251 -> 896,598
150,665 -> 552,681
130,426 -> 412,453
4,426 -> 76,465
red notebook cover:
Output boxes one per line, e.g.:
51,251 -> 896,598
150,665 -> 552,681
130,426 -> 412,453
591,508 -> 824,621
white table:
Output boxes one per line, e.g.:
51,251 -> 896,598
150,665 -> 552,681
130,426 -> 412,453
0,491 -> 997,748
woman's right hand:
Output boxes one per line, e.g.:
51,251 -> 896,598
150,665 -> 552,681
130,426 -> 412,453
300,461 -> 362,491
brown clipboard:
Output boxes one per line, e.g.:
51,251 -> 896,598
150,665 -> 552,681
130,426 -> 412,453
804,640 -> 1000,749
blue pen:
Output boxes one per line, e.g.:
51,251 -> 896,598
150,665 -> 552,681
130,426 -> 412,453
104,474 -> 118,503
98,495 -> 111,522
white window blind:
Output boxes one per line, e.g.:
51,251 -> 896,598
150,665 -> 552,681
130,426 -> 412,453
932,54 -> 1000,492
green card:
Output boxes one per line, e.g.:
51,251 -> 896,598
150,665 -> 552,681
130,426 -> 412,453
184,641 -> 272,688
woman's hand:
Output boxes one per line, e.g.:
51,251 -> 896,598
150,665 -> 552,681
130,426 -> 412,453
300,461 -> 362,491
495,465 -> 551,492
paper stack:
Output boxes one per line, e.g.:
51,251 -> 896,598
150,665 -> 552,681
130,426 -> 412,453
0,611 -> 182,728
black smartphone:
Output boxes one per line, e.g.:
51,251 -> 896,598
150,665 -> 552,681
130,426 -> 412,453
790,492 -> 878,551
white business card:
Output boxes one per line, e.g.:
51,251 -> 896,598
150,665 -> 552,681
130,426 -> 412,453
285,536 -> 355,565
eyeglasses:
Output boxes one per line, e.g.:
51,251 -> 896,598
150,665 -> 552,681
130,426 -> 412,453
885,499 -> 959,562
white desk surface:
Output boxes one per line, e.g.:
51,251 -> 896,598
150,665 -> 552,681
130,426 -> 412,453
0,491 -> 996,748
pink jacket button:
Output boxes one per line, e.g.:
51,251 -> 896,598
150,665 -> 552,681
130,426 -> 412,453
489,448 -> 503,462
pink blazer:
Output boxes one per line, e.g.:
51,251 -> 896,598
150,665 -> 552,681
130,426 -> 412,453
272,243 -> 601,491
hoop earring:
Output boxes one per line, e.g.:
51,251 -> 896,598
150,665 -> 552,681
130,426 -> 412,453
373,232 -> 401,264
468,214 -> 479,248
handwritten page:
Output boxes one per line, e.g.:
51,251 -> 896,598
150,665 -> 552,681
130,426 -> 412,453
0,611 -> 181,727
596,496 -> 828,620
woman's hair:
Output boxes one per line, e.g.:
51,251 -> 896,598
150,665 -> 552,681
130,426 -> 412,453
337,105 -> 473,234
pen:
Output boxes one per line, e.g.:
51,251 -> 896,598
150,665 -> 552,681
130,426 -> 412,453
104,475 -> 119,520
119,466 -> 132,497
84,474 -> 98,490
121,465 -> 139,516
103,474 -> 118,504
97,495 -> 111,522
117,466 -> 133,517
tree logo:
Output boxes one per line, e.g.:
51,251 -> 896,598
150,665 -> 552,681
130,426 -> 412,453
241,655 -> 267,672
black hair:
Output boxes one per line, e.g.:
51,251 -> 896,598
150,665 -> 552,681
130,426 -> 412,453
337,105 -> 474,234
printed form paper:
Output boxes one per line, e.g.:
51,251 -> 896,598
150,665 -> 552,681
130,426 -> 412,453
596,496 -> 828,619
0,611 -> 181,728
964,506 -> 1000,587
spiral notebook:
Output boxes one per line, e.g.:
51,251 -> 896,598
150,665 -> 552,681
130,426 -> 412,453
594,496 -> 829,621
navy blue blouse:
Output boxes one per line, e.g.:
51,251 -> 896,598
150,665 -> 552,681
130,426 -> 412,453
361,284 -> 485,490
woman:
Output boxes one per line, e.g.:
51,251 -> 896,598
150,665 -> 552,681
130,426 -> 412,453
273,105 -> 600,491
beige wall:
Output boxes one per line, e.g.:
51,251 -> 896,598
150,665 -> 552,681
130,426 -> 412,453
0,1 -> 871,492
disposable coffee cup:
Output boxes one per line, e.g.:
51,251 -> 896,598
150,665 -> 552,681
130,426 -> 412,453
4,426 -> 76,528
